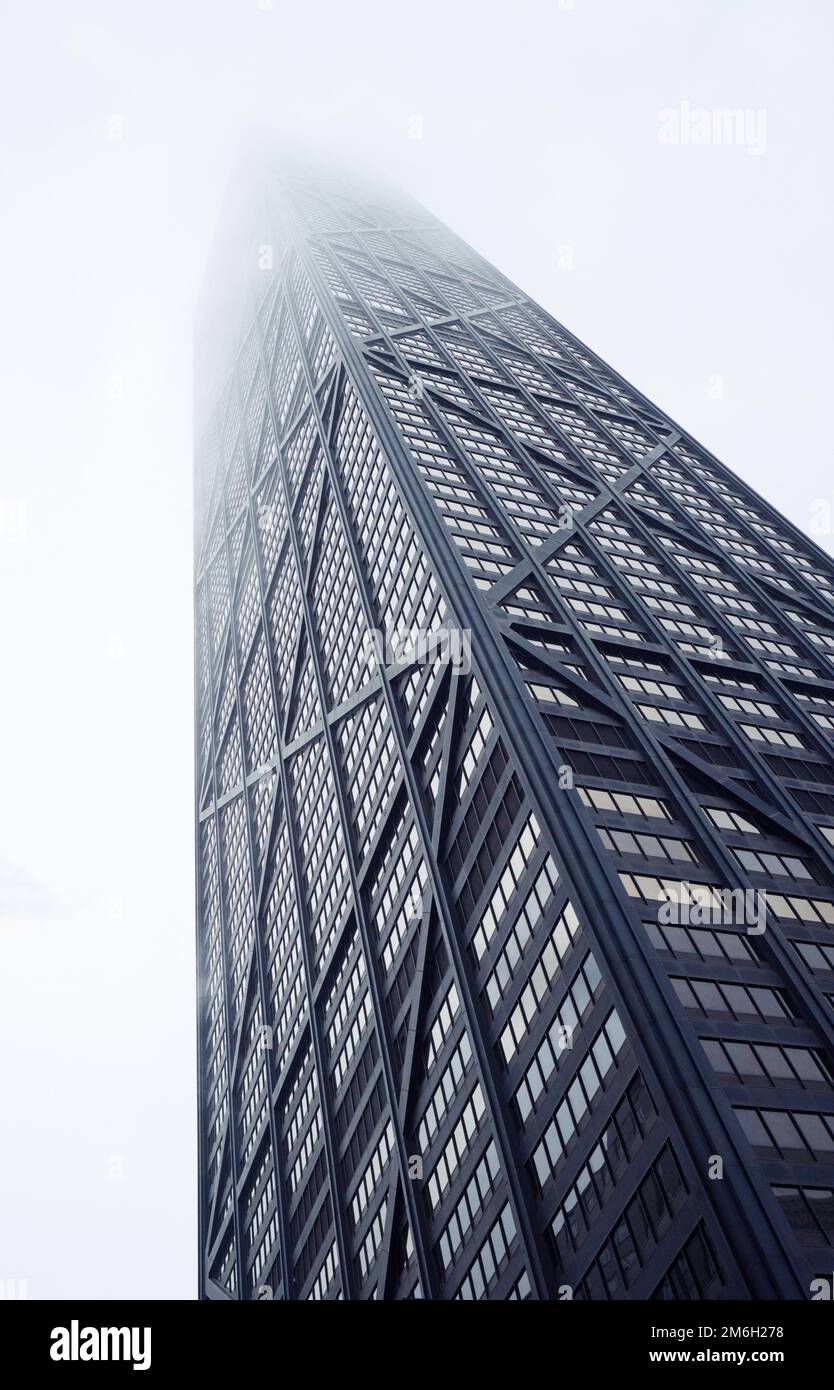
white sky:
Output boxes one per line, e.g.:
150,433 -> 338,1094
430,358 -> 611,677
0,0 -> 832,1299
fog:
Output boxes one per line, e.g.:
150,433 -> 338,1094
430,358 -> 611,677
0,0 -> 831,1298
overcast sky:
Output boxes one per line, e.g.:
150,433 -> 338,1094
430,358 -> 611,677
0,0 -> 832,1299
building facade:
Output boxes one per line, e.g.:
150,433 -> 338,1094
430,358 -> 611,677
194,160 -> 834,1300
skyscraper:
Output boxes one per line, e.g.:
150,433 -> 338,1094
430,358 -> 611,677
194,158 -> 834,1301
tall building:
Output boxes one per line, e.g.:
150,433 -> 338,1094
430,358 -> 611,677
194,157 -> 834,1302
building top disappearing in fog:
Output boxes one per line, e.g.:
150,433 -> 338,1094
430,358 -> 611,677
194,158 -> 834,1300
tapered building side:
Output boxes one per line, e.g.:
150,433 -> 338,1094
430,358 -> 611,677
194,158 -> 834,1300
